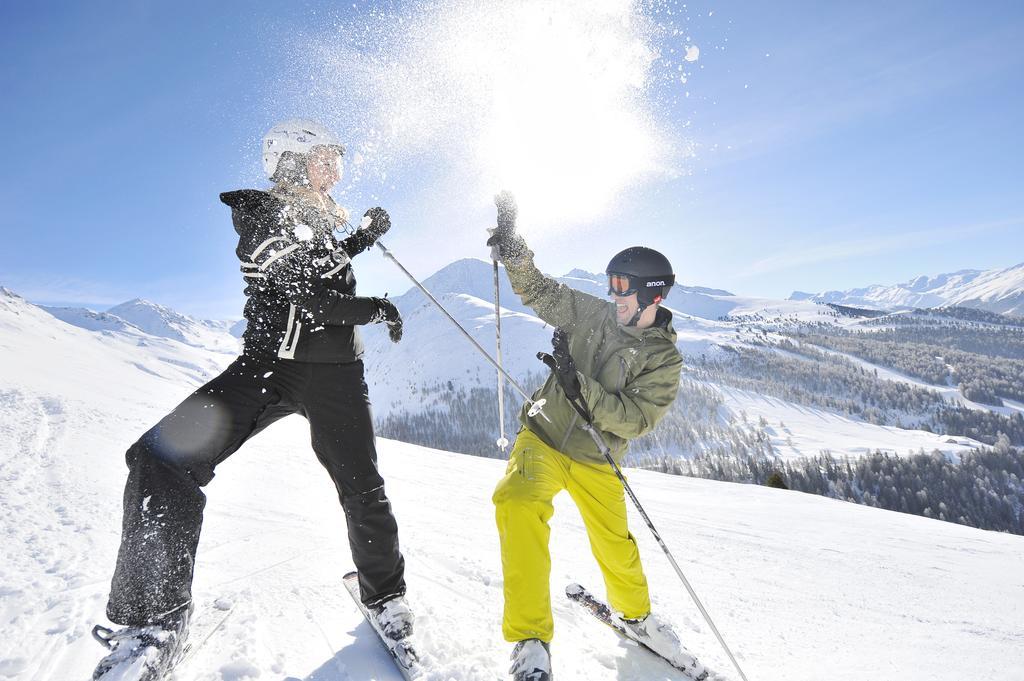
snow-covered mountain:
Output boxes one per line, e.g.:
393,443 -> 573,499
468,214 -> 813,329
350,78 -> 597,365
1,282 -> 1021,681
360,257 -> 836,413
791,262 -> 1024,316
105,298 -> 242,352
39,298 -> 243,355
0,287 -> 231,409
360,259 -> 984,462
6,257 -> 1000,470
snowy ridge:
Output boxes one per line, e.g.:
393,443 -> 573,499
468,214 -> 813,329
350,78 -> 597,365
40,306 -> 143,334
792,261 -> 1024,316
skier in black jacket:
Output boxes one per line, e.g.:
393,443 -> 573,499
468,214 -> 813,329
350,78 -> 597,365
92,120 -> 411,681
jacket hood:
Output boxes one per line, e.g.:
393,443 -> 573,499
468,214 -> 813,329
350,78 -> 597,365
220,189 -> 275,212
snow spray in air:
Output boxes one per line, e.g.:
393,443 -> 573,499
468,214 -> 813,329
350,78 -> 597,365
279,0 -> 699,232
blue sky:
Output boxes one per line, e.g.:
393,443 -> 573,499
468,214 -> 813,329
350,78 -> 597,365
1,0 -> 1022,319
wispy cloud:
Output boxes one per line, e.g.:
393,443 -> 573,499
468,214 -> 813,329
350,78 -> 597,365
739,217 -> 1024,278
0,274 -> 244,320
0,275 -> 128,309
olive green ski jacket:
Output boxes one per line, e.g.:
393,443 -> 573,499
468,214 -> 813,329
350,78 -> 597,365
506,244 -> 683,466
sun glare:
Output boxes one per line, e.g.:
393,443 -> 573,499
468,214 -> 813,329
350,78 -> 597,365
303,0 -> 680,231
437,1 -> 667,226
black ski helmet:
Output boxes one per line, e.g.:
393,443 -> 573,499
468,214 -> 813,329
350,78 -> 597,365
606,246 -> 675,307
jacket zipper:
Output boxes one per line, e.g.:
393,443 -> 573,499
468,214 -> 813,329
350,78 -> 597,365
277,303 -> 300,359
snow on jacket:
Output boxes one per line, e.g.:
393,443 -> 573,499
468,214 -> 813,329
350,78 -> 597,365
221,185 -> 386,363
505,241 -> 683,466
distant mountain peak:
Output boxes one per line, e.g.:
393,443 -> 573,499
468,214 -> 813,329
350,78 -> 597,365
110,298 -> 173,313
105,298 -> 240,353
563,268 -> 603,281
791,262 -> 1024,316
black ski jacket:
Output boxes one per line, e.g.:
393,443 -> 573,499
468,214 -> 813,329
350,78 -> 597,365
221,188 -> 385,363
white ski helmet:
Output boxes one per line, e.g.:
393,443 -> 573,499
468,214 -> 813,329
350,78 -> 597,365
262,119 -> 345,179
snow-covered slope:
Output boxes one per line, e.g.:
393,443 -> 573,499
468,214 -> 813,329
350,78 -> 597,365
0,288 -> 230,400
792,262 -> 1024,316
1,280 -> 1022,680
364,291 -> 550,414
105,298 -> 241,354
715,384 -> 983,460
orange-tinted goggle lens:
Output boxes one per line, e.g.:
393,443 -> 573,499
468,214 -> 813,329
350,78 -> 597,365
608,274 -> 636,296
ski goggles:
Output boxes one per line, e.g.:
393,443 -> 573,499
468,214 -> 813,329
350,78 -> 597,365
608,273 -> 639,297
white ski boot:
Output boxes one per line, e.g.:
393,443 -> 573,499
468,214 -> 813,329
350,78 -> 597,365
370,594 -> 415,640
612,611 -> 706,678
509,638 -> 552,681
91,605 -> 193,681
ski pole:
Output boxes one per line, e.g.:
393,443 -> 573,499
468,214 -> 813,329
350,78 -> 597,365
373,239 -> 550,422
492,258 -> 509,451
557,381 -> 750,681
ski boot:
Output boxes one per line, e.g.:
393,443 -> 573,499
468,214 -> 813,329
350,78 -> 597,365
612,610 -> 706,679
91,604 -> 193,681
509,638 -> 552,681
369,594 -> 415,641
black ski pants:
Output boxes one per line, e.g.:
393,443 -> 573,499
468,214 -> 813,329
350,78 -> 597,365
106,355 -> 405,626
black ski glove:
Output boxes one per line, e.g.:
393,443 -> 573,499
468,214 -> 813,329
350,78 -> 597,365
487,191 -> 524,261
362,207 -> 391,241
537,327 -> 582,401
370,296 -> 403,343
339,207 -> 391,257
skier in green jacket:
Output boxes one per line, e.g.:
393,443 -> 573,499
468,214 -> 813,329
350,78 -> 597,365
488,192 -> 701,681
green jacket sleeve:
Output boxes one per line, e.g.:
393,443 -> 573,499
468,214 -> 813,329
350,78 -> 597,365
504,236 -> 608,328
577,351 -> 683,440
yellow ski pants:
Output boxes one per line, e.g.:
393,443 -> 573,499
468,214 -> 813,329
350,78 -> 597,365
493,428 -> 650,642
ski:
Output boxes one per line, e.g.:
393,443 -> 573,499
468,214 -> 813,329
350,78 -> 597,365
565,583 -> 713,681
91,602 -> 232,681
342,571 -> 423,681
177,604 -> 234,669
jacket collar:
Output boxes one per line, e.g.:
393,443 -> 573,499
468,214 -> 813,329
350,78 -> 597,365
611,303 -> 678,343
